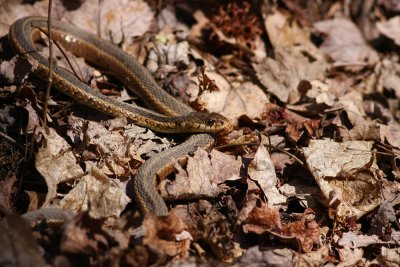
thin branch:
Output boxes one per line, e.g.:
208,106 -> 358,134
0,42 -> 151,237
43,0 -> 54,126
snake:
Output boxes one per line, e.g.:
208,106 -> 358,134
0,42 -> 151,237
9,16 -> 231,217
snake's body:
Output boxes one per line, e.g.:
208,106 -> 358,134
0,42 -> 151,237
9,16 -> 230,216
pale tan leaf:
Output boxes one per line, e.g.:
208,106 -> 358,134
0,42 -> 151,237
35,128 -> 84,206
60,166 -> 130,221
303,139 -> 382,221
253,47 -> 326,103
248,145 -> 286,207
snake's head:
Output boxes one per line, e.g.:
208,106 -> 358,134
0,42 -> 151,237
184,112 -> 232,133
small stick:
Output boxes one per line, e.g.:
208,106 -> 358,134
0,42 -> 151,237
43,0 -> 54,126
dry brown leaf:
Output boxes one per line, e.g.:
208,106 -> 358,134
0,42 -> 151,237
377,16 -> 400,46
142,214 -> 191,260
197,209 -> 242,262
264,10 -> 324,60
238,246 -> 294,266
314,18 -> 379,67
84,121 -> 138,177
0,0 -> 48,37
303,139 -> 382,221
59,166 -> 130,221
247,145 -> 287,207
35,127 -> 84,206
196,81 -> 268,125
60,212 -> 110,254
338,231 -> 400,248
336,246 -> 364,266
0,175 -> 16,210
369,247 -> 400,267
380,121 -> 400,149
147,41 -> 190,73
242,202 -> 282,234
160,148 -> 241,200
64,0 -> 153,46
377,57 -> 400,98
253,47 -> 326,104
0,214 -> 47,267
306,80 -> 337,107
280,220 -> 321,252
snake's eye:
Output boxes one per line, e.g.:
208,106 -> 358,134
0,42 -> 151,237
205,119 -> 215,126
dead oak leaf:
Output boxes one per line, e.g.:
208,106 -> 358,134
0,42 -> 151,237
314,18 -> 379,67
0,0 -> 48,37
60,212 -> 110,254
59,166 -> 130,221
196,82 -> 268,126
35,127 -> 84,206
303,139 -> 382,221
160,148 -> 241,200
142,214 -> 191,260
253,47 -> 326,104
380,121 -> 400,149
64,0 -> 153,46
280,220 -> 321,253
247,145 -> 287,207
377,16 -> 400,46
242,202 -> 282,234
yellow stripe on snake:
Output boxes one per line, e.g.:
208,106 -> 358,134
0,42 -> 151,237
9,16 -> 231,216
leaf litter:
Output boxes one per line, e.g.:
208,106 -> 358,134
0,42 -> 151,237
1,0 -> 400,266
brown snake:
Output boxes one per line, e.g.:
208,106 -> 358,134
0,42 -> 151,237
9,16 -> 231,217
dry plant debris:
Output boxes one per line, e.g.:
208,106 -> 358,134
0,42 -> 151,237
0,0 -> 400,266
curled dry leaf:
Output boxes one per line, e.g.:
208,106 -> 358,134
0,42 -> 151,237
35,128 -> 84,206
142,214 -> 191,260
303,139 -> 382,221
59,166 -> 130,221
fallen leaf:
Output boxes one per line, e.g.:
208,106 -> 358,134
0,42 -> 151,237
377,16 -> 400,46
314,18 -> 379,67
303,139 -> 382,221
253,47 -> 326,103
160,148 -> 241,201
65,0 -> 153,46
60,166 -> 130,221
35,127 -> 84,206
247,145 -> 287,207
142,214 -> 191,260
0,214 -> 47,267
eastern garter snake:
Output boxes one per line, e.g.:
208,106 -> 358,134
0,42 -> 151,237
9,16 -> 231,216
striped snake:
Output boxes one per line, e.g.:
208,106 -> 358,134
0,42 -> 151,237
9,16 -> 231,217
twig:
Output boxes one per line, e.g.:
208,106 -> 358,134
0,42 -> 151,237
43,0 -> 54,126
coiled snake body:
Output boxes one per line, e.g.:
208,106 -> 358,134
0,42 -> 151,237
9,16 -> 230,216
